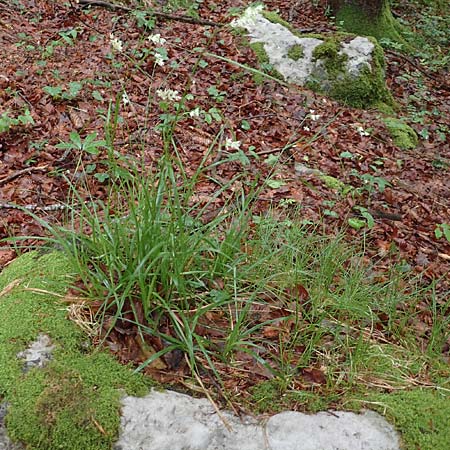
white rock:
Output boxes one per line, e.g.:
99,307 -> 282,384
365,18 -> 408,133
114,389 -> 401,450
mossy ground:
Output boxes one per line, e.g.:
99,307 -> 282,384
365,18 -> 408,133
0,252 -> 152,450
366,390 -> 450,450
287,44 -> 304,61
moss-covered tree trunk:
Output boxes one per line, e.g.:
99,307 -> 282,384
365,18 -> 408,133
329,0 -> 405,43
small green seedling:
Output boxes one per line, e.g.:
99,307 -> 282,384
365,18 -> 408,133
434,223 -> 450,242
0,109 -> 34,133
56,131 -> 106,155
348,206 -> 375,230
207,85 -> 226,103
44,82 -> 83,101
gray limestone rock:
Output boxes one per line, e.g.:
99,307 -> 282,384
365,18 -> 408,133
231,6 -> 389,107
16,333 -> 54,372
114,389 -> 401,450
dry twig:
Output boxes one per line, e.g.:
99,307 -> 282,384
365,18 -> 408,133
77,0 -> 221,27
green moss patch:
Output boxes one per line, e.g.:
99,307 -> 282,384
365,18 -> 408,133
367,390 -> 450,450
382,117 -> 418,149
249,41 -> 284,83
319,174 -> 353,195
287,44 -> 304,61
0,252 -> 151,450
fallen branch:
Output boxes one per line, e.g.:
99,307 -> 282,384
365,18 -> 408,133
77,0 -> 222,27
0,202 -> 67,211
0,165 -> 48,186
367,209 -> 403,222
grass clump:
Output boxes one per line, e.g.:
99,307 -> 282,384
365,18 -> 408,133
3,147 -> 449,447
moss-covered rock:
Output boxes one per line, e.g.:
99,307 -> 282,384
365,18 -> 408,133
0,252 -> 152,450
382,117 -> 418,149
231,6 -> 393,109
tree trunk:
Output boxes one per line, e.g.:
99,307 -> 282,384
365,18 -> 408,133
329,0 -> 405,44
330,0 -> 385,19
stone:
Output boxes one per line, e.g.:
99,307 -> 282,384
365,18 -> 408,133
16,333 -> 54,372
231,6 -> 392,108
114,389 -> 401,450
0,402 -> 24,450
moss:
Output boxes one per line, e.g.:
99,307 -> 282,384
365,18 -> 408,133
290,35 -> 391,108
319,174 -> 353,195
261,10 -> 298,35
312,38 -> 348,75
382,117 -> 418,149
335,1 -> 408,47
249,41 -> 284,83
306,34 -> 392,109
287,44 -> 304,61
0,252 -> 152,450
367,390 -> 450,450
371,101 -> 397,115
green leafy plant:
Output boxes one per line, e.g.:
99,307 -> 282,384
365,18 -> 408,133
55,131 -> 106,155
43,81 -> 83,101
203,107 -> 222,124
0,109 -> 34,134
434,223 -> 450,242
351,206 -> 375,229
207,85 -> 226,103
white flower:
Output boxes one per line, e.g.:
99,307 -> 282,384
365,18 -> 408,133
225,138 -> 241,150
154,53 -> 165,67
156,88 -> 181,102
356,126 -> 370,137
189,107 -> 201,118
110,34 -> 123,52
309,109 -> 321,121
230,5 -> 264,29
303,126 -> 310,132
148,33 -> 167,45
122,92 -> 130,105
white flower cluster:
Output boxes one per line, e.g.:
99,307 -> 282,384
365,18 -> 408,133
230,5 -> 264,29
148,33 -> 167,45
154,53 -> 165,67
189,107 -> 201,118
110,33 -> 123,52
156,88 -> 181,102
122,92 -> 130,105
225,138 -> 241,150
357,126 -> 370,137
309,109 -> 321,121
147,34 -> 168,66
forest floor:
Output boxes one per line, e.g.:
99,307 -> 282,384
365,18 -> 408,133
0,0 -> 449,447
